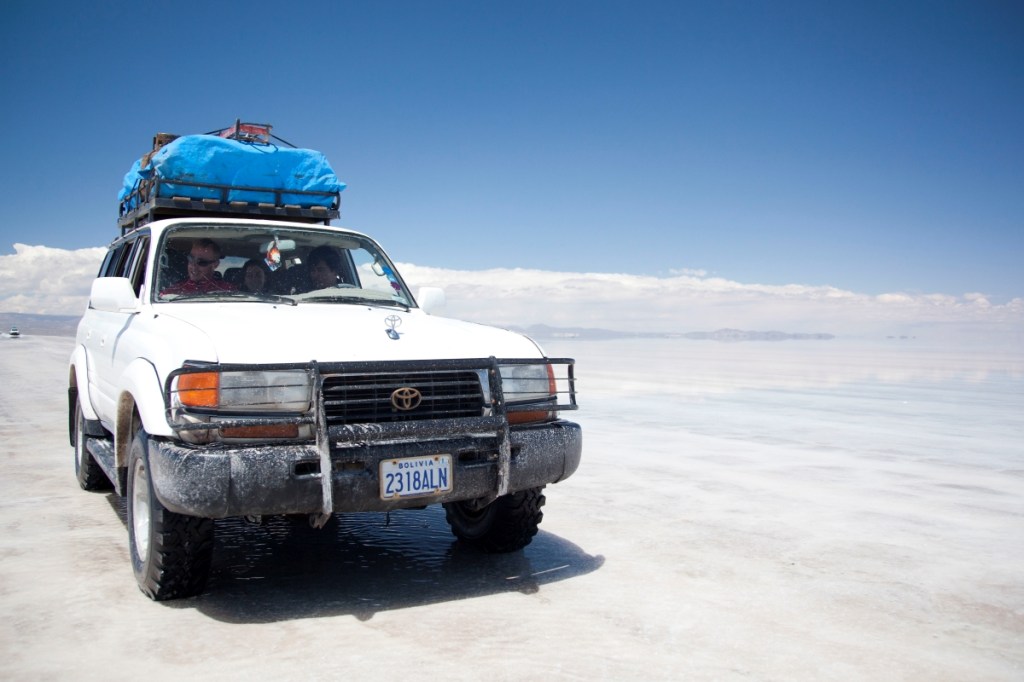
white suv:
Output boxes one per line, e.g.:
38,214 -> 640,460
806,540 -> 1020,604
69,217 -> 581,600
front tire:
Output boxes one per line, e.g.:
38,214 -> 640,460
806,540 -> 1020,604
127,428 -> 214,600
73,398 -> 111,491
443,487 -> 545,552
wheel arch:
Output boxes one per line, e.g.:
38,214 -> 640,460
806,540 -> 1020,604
68,365 -> 80,448
68,345 -> 99,417
115,358 -> 171,469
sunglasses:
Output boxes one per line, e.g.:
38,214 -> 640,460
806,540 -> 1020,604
187,255 -> 219,267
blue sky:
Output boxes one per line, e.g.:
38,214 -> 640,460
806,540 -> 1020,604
1,1 -> 1022,335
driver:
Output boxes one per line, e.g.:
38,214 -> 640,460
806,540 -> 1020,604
160,238 -> 236,296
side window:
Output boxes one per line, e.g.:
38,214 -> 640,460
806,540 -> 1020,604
97,249 -> 115,277
99,242 -> 130,278
126,238 -> 150,296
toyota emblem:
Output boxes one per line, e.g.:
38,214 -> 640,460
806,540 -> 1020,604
390,387 -> 422,411
385,314 -> 403,340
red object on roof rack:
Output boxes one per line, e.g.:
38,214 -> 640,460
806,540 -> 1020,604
212,119 -> 273,144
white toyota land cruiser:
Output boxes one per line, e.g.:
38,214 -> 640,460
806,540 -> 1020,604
68,127 -> 581,600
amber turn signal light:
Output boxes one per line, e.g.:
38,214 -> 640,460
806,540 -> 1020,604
177,372 -> 219,408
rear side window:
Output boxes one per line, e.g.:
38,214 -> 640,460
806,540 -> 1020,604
99,242 -> 131,278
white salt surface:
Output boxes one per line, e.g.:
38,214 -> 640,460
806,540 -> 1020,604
0,334 -> 1021,680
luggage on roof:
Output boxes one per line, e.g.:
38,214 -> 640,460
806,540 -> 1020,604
118,121 -> 345,231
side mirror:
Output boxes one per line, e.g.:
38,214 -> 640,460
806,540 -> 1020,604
417,286 -> 446,315
90,277 -> 140,313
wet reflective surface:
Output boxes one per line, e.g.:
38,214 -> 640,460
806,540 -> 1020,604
198,509 -> 603,623
105,492 -> 603,623
5,335 -> 1023,680
555,337 -> 1024,472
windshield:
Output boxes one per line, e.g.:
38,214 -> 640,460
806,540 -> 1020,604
154,224 -> 413,308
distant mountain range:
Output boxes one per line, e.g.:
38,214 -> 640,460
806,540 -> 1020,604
0,312 -> 835,343
511,324 -> 835,341
1,313 -> 80,337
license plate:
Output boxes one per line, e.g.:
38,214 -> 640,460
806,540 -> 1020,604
380,455 -> 453,500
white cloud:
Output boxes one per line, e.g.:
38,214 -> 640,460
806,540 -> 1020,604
0,244 -> 105,316
1,244 -> 1021,341
399,263 -> 1024,340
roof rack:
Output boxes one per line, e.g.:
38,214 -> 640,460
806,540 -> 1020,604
118,177 -> 341,233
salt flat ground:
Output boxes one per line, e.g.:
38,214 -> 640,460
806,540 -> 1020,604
0,334 -> 1021,681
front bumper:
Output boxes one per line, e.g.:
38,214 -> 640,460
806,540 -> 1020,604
146,420 -> 582,518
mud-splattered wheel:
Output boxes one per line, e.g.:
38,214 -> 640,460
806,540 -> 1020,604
443,487 -> 545,552
73,397 -> 111,491
127,427 -> 214,600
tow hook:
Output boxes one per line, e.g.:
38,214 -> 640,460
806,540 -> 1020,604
464,494 -> 497,512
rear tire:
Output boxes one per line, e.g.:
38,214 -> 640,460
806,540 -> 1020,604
73,398 -> 111,491
443,487 -> 545,552
127,427 -> 213,600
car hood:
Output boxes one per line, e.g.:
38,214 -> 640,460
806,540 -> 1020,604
155,302 -> 545,364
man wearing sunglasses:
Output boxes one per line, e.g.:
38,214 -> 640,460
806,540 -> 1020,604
159,238 -> 237,296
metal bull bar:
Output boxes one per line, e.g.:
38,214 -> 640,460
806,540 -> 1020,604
167,357 -> 576,527
307,357 -> 564,526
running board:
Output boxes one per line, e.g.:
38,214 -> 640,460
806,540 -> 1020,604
86,437 -> 123,495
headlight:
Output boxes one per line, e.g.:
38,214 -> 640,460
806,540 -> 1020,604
174,370 -> 312,412
499,363 -> 556,425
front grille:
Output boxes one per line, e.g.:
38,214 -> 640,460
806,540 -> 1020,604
321,370 -> 485,425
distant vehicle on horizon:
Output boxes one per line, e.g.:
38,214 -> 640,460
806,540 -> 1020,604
8,327 -> 20,337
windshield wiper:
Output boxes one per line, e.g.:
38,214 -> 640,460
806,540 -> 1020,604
160,292 -> 231,302
162,291 -> 297,306
243,292 -> 298,306
301,293 -> 410,310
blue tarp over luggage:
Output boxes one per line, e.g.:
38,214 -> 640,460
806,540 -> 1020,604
119,135 -> 345,208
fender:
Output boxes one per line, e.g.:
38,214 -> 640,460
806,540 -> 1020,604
115,358 -> 172,469
69,344 -> 100,422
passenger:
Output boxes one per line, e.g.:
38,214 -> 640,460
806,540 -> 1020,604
241,258 -> 270,294
160,238 -> 236,296
306,245 -> 345,290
